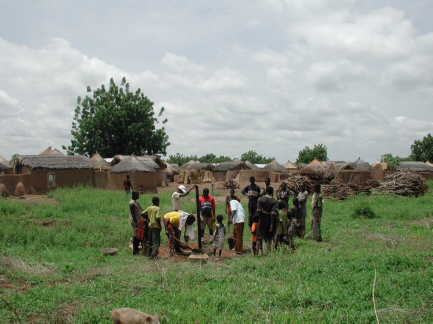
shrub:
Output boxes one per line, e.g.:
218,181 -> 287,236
352,201 -> 378,219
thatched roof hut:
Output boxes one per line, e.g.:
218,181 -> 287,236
244,161 -> 258,169
214,160 -> 253,172
397,161 -> 433,172
263,160 -> 287,173
90,153 -> 110,170
181,160 -> 213,171
39,146 -> 65,156
340,158 -> 371,172
283,161 -> 297,169
165,163 -> 181,176
111,155 -> 166,170
19,155 -> 93,170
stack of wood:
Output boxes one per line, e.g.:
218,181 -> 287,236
376,172 -> 428,197
322,182 -> 356,200
322,179 -> 374,200
286,175 -> 313,193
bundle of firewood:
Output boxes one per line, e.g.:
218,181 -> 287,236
376,172 -> 428,197
285,175 -> 313,194
322,180 -> 373,200
322,182 -> 356,200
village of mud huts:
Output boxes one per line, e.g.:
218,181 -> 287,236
1,147 -> 433,199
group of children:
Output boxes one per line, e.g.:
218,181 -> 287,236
127,177 -> 324,258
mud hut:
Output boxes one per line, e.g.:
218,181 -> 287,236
90,153 -> 110,170
336,158 -> 372,184
110,156 -> 160,192
371,162 -> 390,181
15,154 -> 94,193
164,163 -> 180,182
213,160 -> 252,182
283,161 -> 297,170
90,153 -> 111,189
396,162 -> 433,180
111,155 -> 167,186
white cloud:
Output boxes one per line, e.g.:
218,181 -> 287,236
1,0 -> 433,162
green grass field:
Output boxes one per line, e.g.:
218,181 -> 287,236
1,184 -> 432,323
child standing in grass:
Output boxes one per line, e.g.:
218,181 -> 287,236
142,196 -> 161,259
251,216 -> 262,256
212,215 -> 226,257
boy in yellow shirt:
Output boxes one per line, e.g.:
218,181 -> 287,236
142,197 -> 161,259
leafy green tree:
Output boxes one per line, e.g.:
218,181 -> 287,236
64,77 -> 169,157
411,133 -> 433,162
199,154 -> 232,163
381,153 -> 401,169
296,144 -> 328,164
167,153 -> 198,166
240,150 -> 274,164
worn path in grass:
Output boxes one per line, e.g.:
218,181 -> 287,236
0,184 -> 432,323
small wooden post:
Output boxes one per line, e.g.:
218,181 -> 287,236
195,185 -> 202,250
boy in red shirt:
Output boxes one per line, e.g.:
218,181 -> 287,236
199,188 -> 216,239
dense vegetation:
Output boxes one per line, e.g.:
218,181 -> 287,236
167,150 -> 275,165
297,144 -> 328,164
411,133 -> 433,162
0,185 -> 432,323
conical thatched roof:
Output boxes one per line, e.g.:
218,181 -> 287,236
165,163 -> 181,176
283,161 -> 297,169
19,155 -> 93,169
111,155 -> 162,170
0,155 -> 11,171
40,146 -> 64,156
111,156 -> 157,173
373,162 -> 389,171
181,160 -> 213,171
214,160 -> 253,172
397,161 -> 433,172
90,153 -> 110,170
341,158 -> 371,171
263,160 -> 287,172
244,161 -> 258,169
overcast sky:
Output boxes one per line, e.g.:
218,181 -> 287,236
1,0 -> 433,162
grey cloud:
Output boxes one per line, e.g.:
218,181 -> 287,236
1,1 -> 433,162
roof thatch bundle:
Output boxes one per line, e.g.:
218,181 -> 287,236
111,155 -> 163,170
397,162 -> 433,172
39,146 -> 65,156
372,162 -> 390,171
263,160 -> 287,173
19,155 -> 93,170
181,160 -> 213,171
165,163 -> 181,176
244,161 -> 258,169
283,161 -> 297,169
305,159 -> 327,171
90,153 -> 110,170
340,158 -> 371,172
111,156 -> 158,173
214,160 -> 253,172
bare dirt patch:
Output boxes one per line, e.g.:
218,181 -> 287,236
8,194 -> 59,206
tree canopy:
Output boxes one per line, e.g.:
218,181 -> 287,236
167,153 -> 232,166
64,77 -> 169,157
296,144 -> 328,164
411,133 -> 433,162
240,150 -> 274,164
